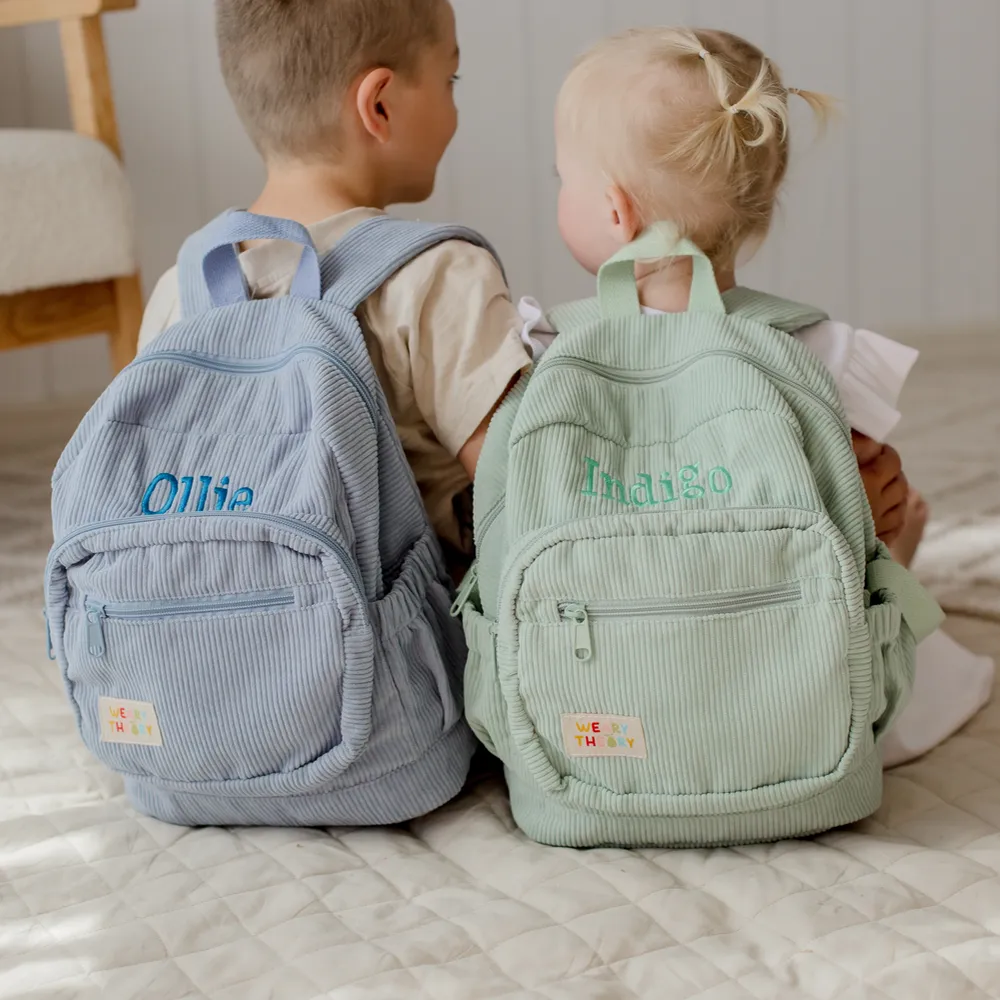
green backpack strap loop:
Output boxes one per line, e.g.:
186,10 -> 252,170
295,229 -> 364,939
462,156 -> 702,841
867,559 -> 945,645
597,223 -> 727,319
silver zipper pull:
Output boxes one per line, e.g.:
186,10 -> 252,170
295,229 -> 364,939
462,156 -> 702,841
562,604 -> 592,662
85,601 -> 106,658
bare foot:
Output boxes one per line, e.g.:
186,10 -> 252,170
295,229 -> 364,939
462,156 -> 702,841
889,491 -> 929,568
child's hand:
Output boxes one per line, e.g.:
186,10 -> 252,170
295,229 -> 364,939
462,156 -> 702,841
853,432 -> 909,543
851,431 -> 884,466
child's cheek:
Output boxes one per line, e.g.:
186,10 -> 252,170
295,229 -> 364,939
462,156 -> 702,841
556,187 -> 573,245
557,194 -> 601,275
557,188 -> 584,253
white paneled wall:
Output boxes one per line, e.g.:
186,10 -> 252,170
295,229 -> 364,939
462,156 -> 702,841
1,0 -> 999,405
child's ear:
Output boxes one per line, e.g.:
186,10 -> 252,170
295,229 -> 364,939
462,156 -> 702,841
357,68 -> 394,142
606,185 -> 642,245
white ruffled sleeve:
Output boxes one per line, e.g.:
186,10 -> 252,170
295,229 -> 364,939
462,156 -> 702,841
795,320 -> 920,442
517,297 -> 558,363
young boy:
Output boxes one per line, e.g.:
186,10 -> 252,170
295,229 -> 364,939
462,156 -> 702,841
138,0 -> 531,573
139,0 -> 909,572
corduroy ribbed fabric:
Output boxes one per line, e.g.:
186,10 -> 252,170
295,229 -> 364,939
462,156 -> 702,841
460,269 -> 940,849
45,212 -> 497,827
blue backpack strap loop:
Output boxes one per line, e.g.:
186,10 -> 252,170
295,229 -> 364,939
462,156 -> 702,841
320,216 -> 505,314
178,211 -> 322,319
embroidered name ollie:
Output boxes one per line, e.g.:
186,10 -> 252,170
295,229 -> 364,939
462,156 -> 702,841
581,456 -> 733,507
142,474 -> 255,516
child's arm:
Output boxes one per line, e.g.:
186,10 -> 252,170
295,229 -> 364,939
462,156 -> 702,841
369,240 -> 532,481
457,377 -> 520,479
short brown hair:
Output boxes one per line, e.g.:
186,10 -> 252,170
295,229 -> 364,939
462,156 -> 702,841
217,0 -> 446,161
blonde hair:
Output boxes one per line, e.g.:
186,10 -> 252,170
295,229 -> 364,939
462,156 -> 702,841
557,27 -> 835,265
217,0 -> 447,161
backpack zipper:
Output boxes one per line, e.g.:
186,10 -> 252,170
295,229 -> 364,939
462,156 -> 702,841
560,603 -> 593,662
50,512 -> 355,583
48,512 -> 365,659
83,589 -> 295,658
131,346 -> 380,431
539,352 -> 846,429
558,584 -> 803,662
477,499 -> 505,545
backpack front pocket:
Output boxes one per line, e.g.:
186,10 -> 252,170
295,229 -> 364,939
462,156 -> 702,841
48,514 -> 376,795
64,578 -> 348,785
501,509 -> 869,813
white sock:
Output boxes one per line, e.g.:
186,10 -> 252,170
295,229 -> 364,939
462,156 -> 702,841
882,629 -> 995,769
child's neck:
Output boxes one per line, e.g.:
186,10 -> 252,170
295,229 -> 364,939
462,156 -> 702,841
635,257 -> 737,313
250,160 -> 390,226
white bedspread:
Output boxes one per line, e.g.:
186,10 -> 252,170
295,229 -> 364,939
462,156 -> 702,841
4,338 -> 1000,1000
3,599 -> 999,1000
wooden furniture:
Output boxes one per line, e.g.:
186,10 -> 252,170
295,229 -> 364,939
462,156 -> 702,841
0,0 -> 142,373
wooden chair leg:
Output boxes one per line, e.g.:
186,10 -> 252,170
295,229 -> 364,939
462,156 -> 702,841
111,273 -> 143,371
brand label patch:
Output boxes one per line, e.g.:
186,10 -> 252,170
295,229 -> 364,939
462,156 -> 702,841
561,714 -> 647,758
99,698 -> 163,747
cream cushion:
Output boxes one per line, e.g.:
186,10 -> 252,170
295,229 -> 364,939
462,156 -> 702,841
0,129 -> 136,296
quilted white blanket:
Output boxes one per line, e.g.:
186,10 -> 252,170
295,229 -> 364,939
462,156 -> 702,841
3,336 -> 1000,999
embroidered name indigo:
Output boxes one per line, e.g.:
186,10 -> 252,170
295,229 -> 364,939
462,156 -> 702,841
580,456 -> 733,507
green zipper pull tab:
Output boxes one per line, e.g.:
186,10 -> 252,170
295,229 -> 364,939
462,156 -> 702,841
450,562 -> 479,618
563,604 -> 592,662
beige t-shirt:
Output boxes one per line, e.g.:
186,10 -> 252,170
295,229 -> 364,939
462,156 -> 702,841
138,207 -> 530,558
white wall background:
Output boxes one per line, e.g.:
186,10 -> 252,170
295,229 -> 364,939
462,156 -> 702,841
1,0 -> 999,405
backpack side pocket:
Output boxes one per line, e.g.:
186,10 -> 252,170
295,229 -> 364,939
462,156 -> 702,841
867,586 -> 916,741
865,546 -> 941,741
462,604 -> 502,758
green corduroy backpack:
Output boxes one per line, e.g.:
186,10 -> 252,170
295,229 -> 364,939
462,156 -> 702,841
454,225 -> 943,849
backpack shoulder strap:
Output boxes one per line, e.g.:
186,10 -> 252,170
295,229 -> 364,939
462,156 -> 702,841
320,216 -> 505,313
724,287 -> 830,333
177,210 -> 322,321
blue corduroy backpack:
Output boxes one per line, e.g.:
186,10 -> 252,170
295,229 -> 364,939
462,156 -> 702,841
44,211 -> 495,827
